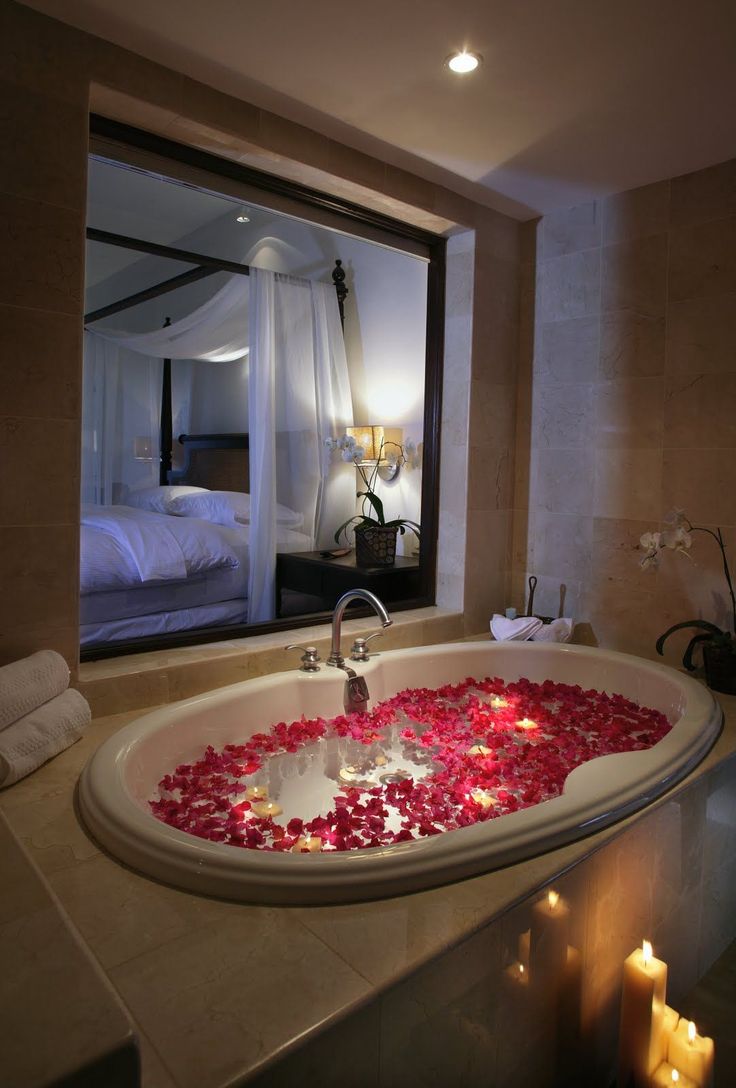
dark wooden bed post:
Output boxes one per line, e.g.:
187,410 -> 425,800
159,317 -> 173,485
332,259 -> 348,330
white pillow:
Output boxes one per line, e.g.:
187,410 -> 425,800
169,490 -> 304,529
124,485 -> 208,515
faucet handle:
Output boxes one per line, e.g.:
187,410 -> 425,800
285,644 -> 321,672
349,632 -> 383,662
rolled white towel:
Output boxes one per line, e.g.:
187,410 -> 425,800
0,650 -> 70,731
0,688 -> 90,788
490,614 -> 543,641
531,618 -> 574,643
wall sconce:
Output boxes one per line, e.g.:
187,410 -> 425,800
133,436 -> 154,462
346,424 -> 402,480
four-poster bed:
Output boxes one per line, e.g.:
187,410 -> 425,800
81,225 -> 353,647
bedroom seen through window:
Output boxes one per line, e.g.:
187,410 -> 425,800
81,138 -> 441,658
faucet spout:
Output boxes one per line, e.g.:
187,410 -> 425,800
327,589 -> 392,669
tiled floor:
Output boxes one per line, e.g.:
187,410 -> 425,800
681,938 -> 736,1087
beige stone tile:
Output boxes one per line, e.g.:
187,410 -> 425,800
530,449 -> 595,516
538,315 -> 599,384
166,654 -> 261,702
474,253 -> 520,347
0,417 -> 79,525
668,216 -> 736,301
601,234 -> 668,317
378,921 -> 502,1086
467,446 -> 513,511
595,377 -> 664,448
4,789 -> 99,877
670,158 -> 736,228
599,310 -> 665,379
109,915 -> 371,1088
0,305 -> 81,420
517,570 -> 582,621
89,39 -> 184,116
0,895 -> 137,1088
0,624 -> 78,674
654,523 -> 736,637
664,373 -> 736,449
91,84 -> 182,138
469,381 -> 516,449
0,192 -> 84,315
258,110 -> 332,173
593,448 -> 662,520
251,1000 -> 380,1087
475,205 -> 522,263
384,165 -> 439,215
603,180 -> 669,244
1,1 -> 89,105
79,672 -> 172,719
532,382 -> 595,449
590,517 -> 651,584
442,377 -> 471,446
539,249 -> 601,322
542,199 -> 600,259
0,81 -> 87,211
49,851 -> 249,970
473,313 -> 519,385
662,448 -> 736,525
445,243 -> 475,321
527,509 -> 593,583
0,816 -> 50,924
0,524 -> 78,634
178,79 -> 261,142
666,293 -> 736,375
138,1030 -> 178,1088
580,576 -> 663,659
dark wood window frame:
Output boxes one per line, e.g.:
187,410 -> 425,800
81,116 -> 445,661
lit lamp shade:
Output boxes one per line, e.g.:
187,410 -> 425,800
346,425 -> 385,463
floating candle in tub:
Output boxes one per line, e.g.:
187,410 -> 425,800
245,785 -> 268,800
667,1020 -> 714,1088
467,745 -> 493,757
250,800 -> 283,819
291,836 -> 322,853
470,789 -> 495,811
618,940 -> 668,1087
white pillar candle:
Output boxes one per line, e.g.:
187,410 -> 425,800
658,1006 -> 680,1066
618,941 -> 668,1088
530,889 -> 570,981
651,1061 -> 696,1087
667,1020 -> 714,1088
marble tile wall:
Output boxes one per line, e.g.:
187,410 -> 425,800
0,0 -> 522,680
513,159 -> 736,666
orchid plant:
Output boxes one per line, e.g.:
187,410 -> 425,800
639,509 -> 736,670
324,433 -> 420,544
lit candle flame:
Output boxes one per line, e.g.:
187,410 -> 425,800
548,889 -> 560,910
642,939 -> 653,965
671,1071 -> 679,1084
518,962 -> 525,975
688,1021 -> 696,1044
516,717 -> 537,729
490,697 -> 507,709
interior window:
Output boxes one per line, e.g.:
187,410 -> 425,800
80,137 -> 441,658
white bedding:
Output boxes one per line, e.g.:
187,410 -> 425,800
81,505 -> 240,591
80,504 -> 313,644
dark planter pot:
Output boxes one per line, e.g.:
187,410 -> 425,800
355,524 -> 398,568
703,642 -> 736,695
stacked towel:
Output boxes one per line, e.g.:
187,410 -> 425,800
490,614 -> 574,644
0,650 -> 70,730
0,650 -> 90,788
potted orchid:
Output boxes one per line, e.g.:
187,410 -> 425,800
325,433 -> 420,567
639,509 -> 736,693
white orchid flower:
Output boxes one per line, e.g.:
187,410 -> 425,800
663,507 -> 687,526
324,437 -> 338,451
341,447 -> 357,462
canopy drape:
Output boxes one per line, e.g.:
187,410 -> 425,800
82,268 -> 354,625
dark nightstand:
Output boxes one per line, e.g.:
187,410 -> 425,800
275,550 -> 421,616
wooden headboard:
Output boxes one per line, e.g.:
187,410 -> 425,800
168,433 -> 250,492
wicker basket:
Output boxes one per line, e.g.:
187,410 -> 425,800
355,524 -> 398,567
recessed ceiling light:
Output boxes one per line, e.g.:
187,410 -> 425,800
236,211 -> 250,223
446,50 -> 482,74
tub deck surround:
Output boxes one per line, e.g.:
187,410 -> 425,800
0,651 -> 732,1086
76,606 -> 466,717
78,642 -> 721,905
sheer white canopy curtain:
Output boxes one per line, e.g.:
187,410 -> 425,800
248,268 -> 354,621
82,267 -> 354,624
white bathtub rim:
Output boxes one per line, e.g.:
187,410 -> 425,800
78,642 -> 722,904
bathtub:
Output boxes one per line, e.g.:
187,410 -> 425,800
79,642 -> 721,904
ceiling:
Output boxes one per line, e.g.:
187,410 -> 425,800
23,0 -> 736,218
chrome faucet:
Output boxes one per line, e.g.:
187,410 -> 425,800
327,590 -> 392,713
327,589 -> 392,669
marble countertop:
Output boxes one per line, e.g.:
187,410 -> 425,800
2,678 -> 734,1088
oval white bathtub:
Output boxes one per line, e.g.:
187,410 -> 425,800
78,642 -> 722,904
